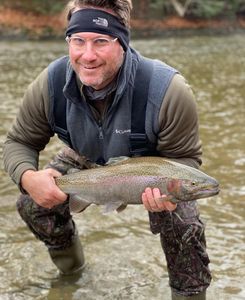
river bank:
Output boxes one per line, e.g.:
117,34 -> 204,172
0,7 -> 244,40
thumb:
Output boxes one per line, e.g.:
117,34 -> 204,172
47,168 -> 63,178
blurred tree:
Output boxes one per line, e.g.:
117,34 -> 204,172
132,0 -> 151,18
169,0 -> 193,17
227,0 -> 245,17
140,0 -> 245,18
0,0 -> 67,15
186,0 -> 225,18
0,0 -> 244,18
186,0 -> 245,18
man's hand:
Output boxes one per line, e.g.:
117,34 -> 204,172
142,187 -> 177,212
21,168 -> 68,209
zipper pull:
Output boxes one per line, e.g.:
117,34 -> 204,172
98,121 -> 103,139
99,127 -> 103,139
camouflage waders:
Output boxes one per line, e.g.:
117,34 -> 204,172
17,148 -> 90,251
17,148 -> 211,294
149,200 -> 211,297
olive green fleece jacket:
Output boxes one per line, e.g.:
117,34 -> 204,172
3,67 -> 202,189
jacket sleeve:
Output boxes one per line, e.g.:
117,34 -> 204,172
3,68 -> 54,187
157,73 -> 202,168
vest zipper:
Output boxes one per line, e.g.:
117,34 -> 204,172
98,121 -> 104,140
96,120 -> 106,165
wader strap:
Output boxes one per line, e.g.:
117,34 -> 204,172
130,58 -> 157,156
48,56 -> 72,147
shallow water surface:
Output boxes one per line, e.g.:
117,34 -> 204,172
0,34 -> 244,299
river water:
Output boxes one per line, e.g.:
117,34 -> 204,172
0,34 -> 244,300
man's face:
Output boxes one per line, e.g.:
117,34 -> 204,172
68,32 -> 125,90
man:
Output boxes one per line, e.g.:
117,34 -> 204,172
3,1 -> 211,299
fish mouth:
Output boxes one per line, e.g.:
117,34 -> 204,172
194,185 -> 220,199
178,183 -> 220,201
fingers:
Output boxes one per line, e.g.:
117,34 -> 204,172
142,187 -> 160,212
43,168 -> 68,203
46,168 -> 63,178
142,187 -> 177,212
21,168 -> 68,209
34,184 -> 68,209
159,194 -> 177,211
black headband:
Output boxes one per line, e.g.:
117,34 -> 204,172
66,8 -> 130,51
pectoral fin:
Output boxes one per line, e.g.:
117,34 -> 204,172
157,195 -> 178,204
103,201 -> 126,214
69,194 -> 91,213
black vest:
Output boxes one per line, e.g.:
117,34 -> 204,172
48,51 -> 177,163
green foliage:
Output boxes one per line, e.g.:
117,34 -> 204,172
187,0 -> 245,18
0,0 -> 244,18
150,0 -> 174,15
188,0 -> 226,18
137,0 -> 245,18
228,0 -> 245,16
1,0 -> 67,15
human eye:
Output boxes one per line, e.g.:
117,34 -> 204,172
71,37 -> 85,46
93,38 -> 110,47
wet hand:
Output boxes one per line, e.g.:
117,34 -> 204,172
142,187 -> 177,212
21,168 -> 68,209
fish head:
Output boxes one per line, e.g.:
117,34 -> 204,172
165,172 -> 220,202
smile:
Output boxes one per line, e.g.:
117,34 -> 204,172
83,65 -> 100,70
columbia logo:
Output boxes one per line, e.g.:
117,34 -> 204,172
115,129 -> 131,135
93,17 -> 108,27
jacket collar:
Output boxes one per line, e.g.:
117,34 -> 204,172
63,48 -> 140,106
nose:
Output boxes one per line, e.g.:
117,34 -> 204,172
80,42 -> 97,61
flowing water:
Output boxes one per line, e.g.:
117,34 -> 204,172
0,34 -> 244,300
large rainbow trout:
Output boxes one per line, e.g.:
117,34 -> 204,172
55,156 -> 219,213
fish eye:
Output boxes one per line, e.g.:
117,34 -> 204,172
191,181 -> 197,186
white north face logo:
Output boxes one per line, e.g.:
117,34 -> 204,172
93,17 -> 108,27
